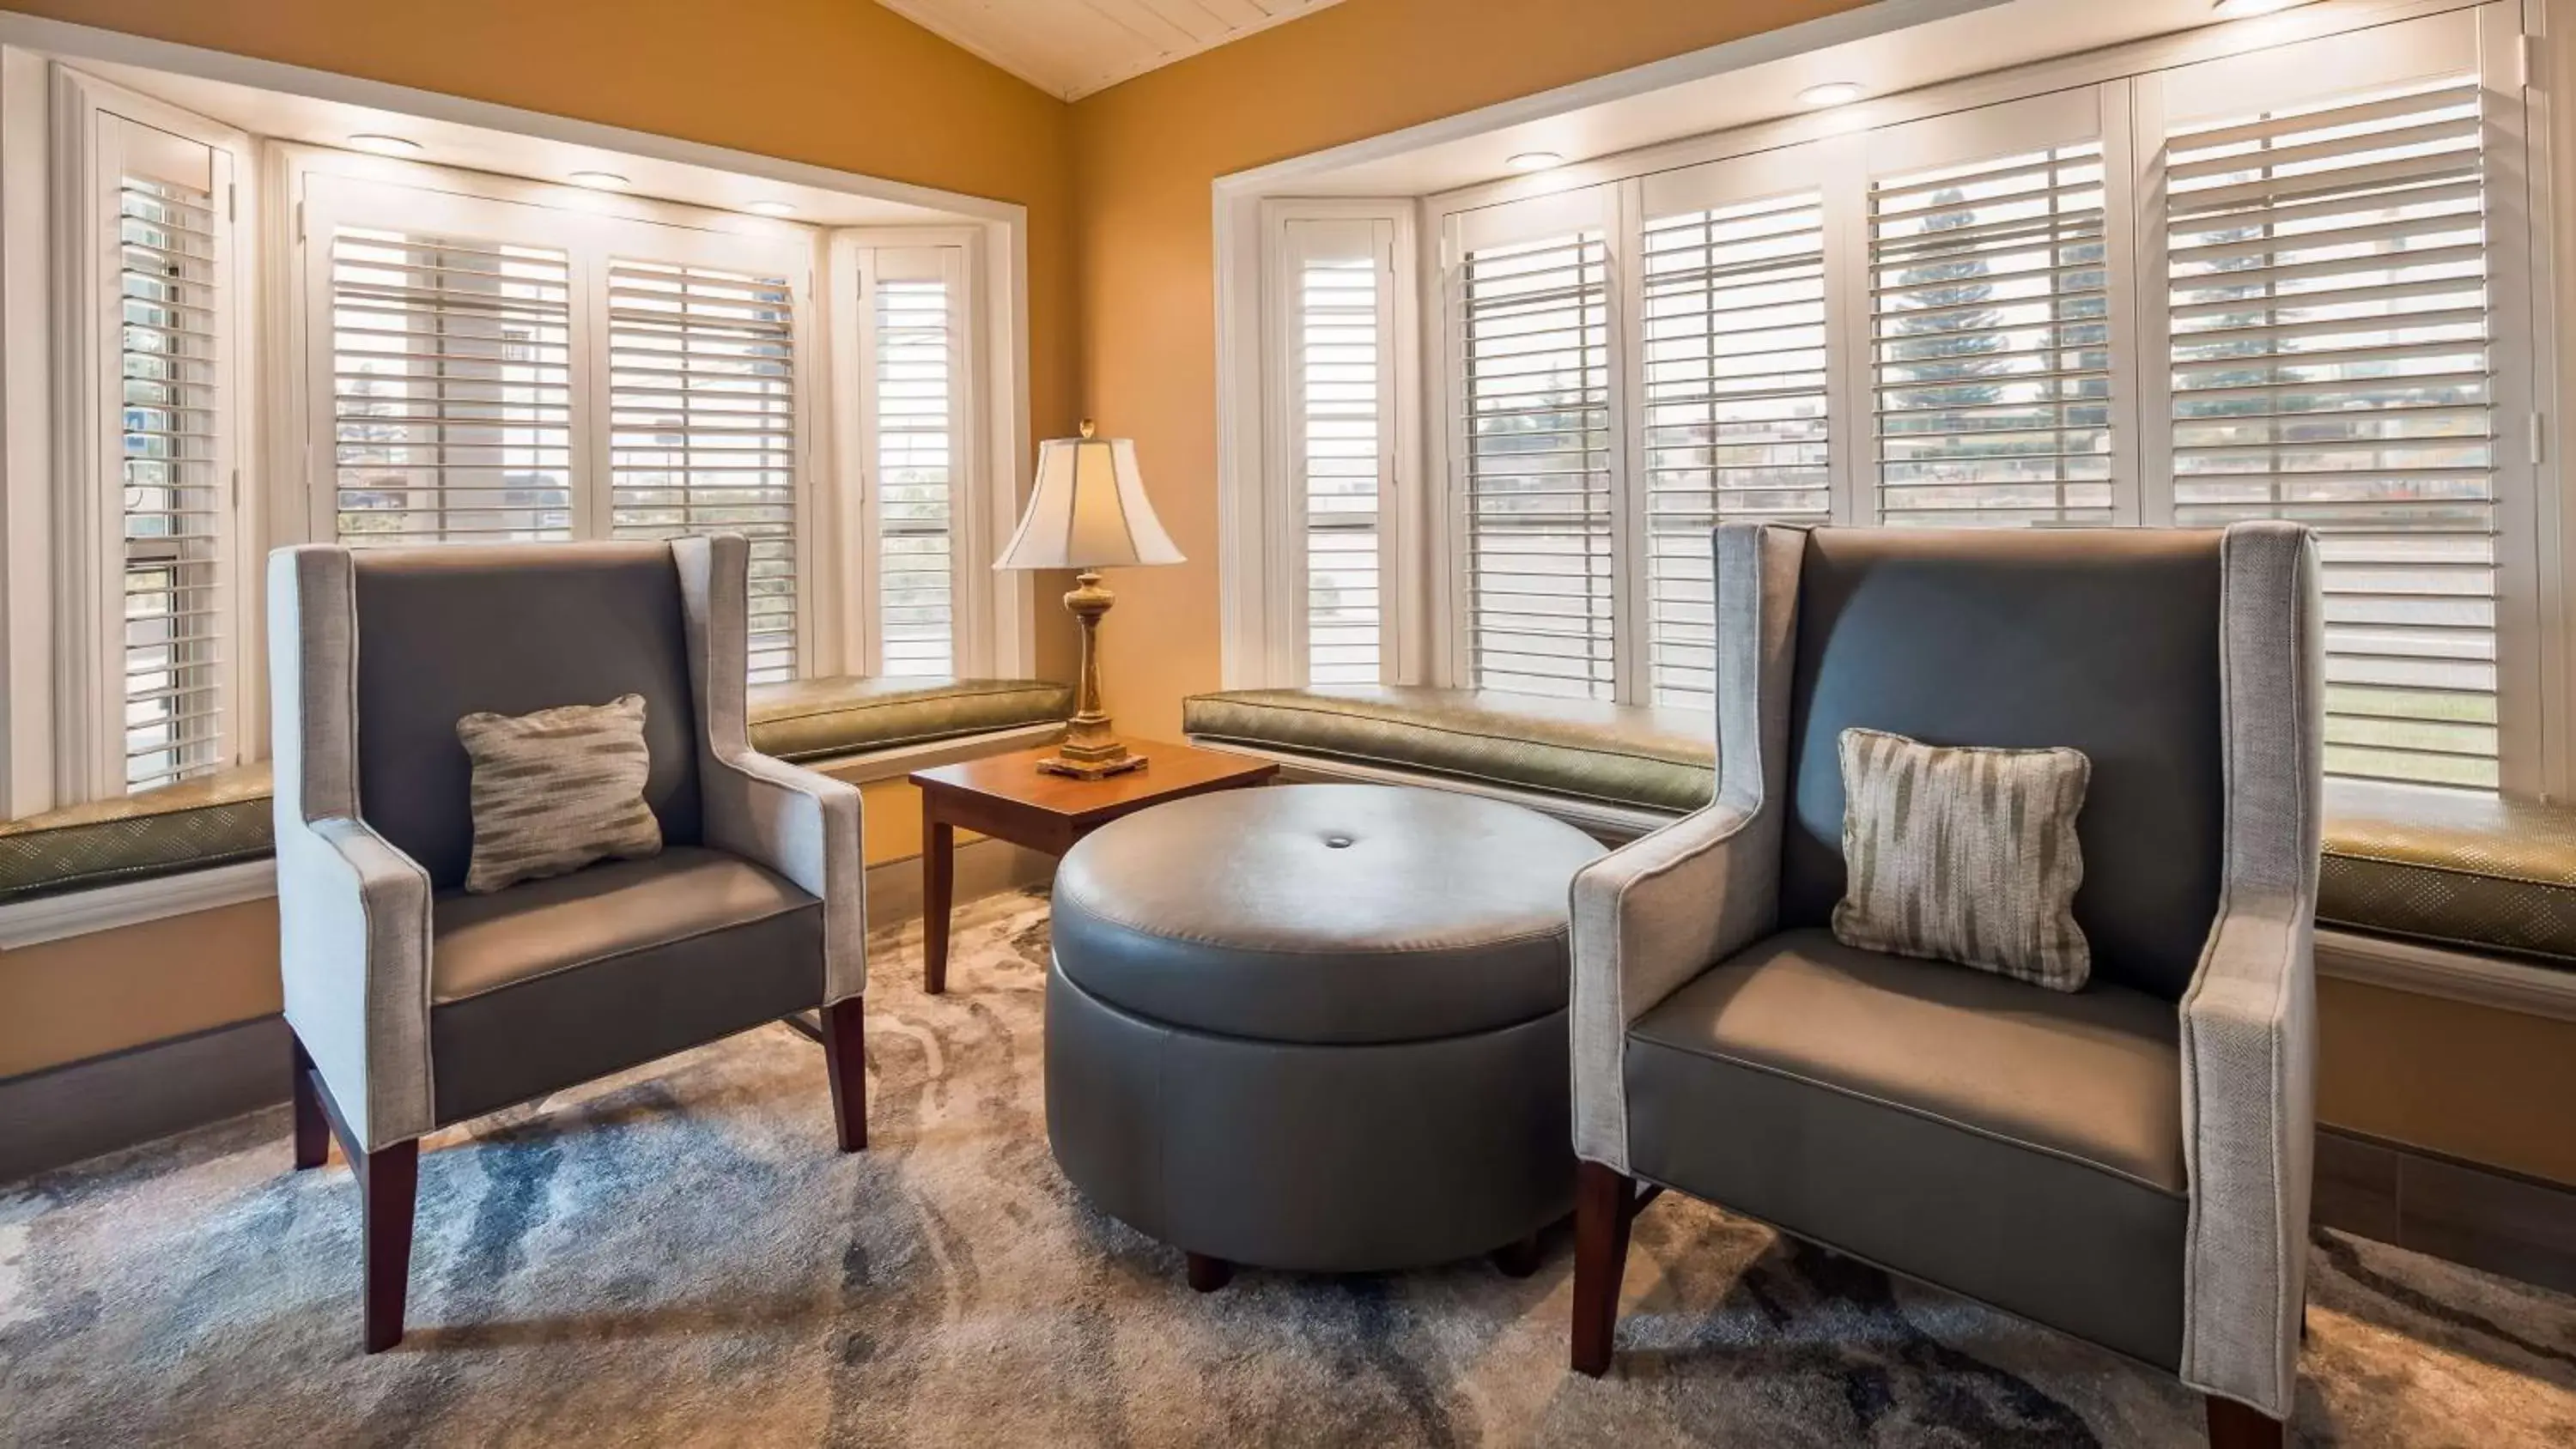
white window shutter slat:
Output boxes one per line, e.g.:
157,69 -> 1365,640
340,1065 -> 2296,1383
1869,142 -> 2113,526
1637,189 -> 1828,706
2166,77 -> 2499,790
1460,229 -> 1615,700
1285,221 -> 1390,686
118,156 -> 228,791
870,265 -> 959,679
606,261 -> 800,682
328,228 -> 575,548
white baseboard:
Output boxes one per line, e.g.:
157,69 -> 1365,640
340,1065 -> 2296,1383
0,859 -> 278,949
2316,927 -> 2576,1023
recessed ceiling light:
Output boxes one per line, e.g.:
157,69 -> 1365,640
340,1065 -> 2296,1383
1506,152 -> 1563,173
1797,82 -> 1867,107
346,134 -> 421,155
2212,0 -> 2300,16
567,170 -> 629,191
746,200 -> 799,217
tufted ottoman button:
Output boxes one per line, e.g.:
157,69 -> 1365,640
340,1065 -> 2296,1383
1043,783 -> 1605,1279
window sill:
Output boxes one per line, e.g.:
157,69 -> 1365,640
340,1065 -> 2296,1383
0,858 -> 276,949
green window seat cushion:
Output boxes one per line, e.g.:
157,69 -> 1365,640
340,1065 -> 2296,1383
2320,782 -> 2576,967
745,676 -> 1072,763
0,678 -> 1072,905
1181,686 -> 1716,816
0,762 -> 276,906
1187,688 -> 2576,971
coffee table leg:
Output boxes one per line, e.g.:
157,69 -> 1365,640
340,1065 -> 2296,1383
924,812 -> 955,995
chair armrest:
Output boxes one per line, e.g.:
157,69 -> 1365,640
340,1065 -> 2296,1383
702,749 -> 866,1002
276,814 -> 434,1152
2179,892 -> 2316,1421
1568,799 -> 1781,1173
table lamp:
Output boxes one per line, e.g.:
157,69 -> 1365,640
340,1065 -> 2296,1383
993,421 -> 1184,778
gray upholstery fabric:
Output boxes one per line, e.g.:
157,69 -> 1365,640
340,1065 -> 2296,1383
349,544 -> 705,892
429,852 -> 823,1124
270,546 -> 436,1152
1569,522 -> 1804,1173
2179,522 -> 2324,1419
675,535 -> 866,1004
1045,960 -> 1573,1273
430,847 -> 814,1004
1625,940 -> 2190,1368
1566,522 -> 2319,1420
270,535 -> 865,1151
456,694 -> 664,894
1779,528 -> 2227,1003
1050,785 -> 1602,1044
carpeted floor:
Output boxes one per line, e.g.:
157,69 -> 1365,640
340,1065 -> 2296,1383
3,889 -> 2572,1447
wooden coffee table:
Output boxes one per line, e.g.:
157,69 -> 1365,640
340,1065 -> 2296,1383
909,739 -> 1279,992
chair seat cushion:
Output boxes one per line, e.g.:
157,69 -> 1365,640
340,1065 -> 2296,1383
1624,928 -> 2189,1368
1181,687 -> 1714,815
2321,780 -> 2576,967
748,676 -> 1074,762
428,847 -> 823,1123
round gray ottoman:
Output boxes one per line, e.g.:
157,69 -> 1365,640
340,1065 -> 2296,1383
1044,782 -> 1606,1284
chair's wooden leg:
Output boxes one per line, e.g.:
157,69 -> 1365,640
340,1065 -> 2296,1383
2205,1396 -> 2286,1449
290,1035 -> 330,1171
1571,1161 -> 1637,1377
821,997 -> 867,1153
1185,1252 -> 1233,1293
359,1139 -> 419,1354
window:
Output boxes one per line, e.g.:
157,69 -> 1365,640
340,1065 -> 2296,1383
301,171 -> 813,680
328,228 -> 574,544
2163,74 -> 2501,790
1867,118 -> 2112,526
1450,192 -> 1618,700
58,77 -> 252,801
1276,219 -> 1395,686
606,260 -> 799,681
1396,8 -> 2541,791
1638,160 -> 1831,706
854,246 -> 967,679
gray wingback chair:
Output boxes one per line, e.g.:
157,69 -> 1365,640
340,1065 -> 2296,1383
1567,522 -> 2321,1448
269,534 -> 866,1354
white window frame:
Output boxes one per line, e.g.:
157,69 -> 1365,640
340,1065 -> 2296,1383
50,67 -> 258,803
830,227 -> 999,678
1221,197 -> 1423,689
282,149 -> 823,676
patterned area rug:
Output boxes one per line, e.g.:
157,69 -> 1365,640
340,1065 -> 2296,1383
3,889 -> 2572,1447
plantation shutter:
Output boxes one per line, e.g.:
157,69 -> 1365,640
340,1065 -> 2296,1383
1868,102 -> 2113,526
107,118 -> 234,792
1285,218 -> 1394,686
1455,194 -> 1617,700
607,260 -> 800,682
1637,157 -> 1830,706
327,227 -> 574,547
861,247 -> 964,678
2164,74 -> 2499,790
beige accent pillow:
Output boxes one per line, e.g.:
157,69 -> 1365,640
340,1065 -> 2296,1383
1832,726 -> 2092,991
456,694 -> 663,894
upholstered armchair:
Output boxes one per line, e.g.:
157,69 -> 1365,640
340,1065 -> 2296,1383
1568,522 -> 2321,1447
269,535 -> 866,1353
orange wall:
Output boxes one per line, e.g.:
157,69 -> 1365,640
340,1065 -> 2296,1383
1067,0 -> 1874,739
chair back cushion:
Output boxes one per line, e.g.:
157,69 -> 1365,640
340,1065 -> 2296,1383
351,543 -> 703,890
1778,528 -> 2225,1002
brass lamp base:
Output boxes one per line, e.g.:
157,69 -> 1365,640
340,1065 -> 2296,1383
1037,569 -> 1148,780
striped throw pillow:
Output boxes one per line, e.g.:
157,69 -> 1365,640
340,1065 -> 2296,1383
456,694 -> 663,894
1832,727 -> 2092,991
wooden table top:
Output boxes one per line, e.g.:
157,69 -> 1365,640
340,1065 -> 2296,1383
908,738 -> 1278,825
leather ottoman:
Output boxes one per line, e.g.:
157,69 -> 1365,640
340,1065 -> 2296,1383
1043,783 -> 1606,1283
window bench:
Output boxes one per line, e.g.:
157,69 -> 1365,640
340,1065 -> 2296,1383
1185,686 -> 2576,1016
0,676 -> 1072,925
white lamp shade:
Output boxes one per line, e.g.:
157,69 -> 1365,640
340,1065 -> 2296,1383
993,433 -> 1186,571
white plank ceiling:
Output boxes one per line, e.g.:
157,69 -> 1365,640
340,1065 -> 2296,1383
877,0 -> 1348,100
